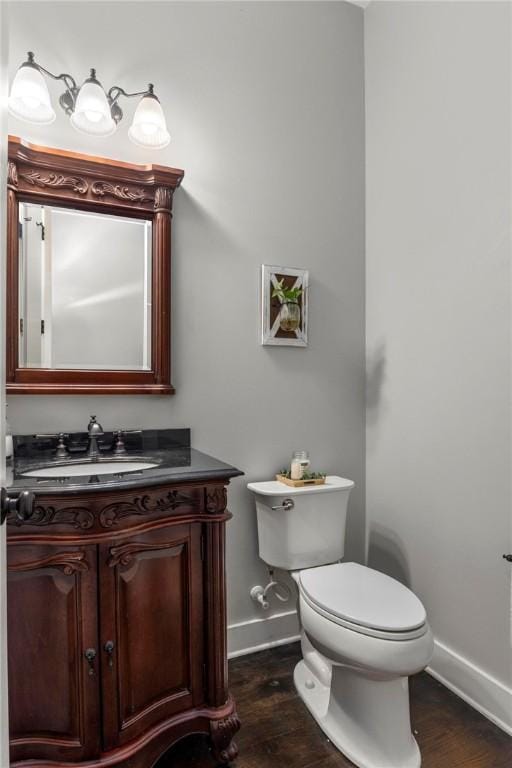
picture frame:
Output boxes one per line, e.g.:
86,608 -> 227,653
261,264 -> 309,347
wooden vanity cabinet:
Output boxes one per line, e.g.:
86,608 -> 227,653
6,480 -> 240,768
99,523 -> 205,750
7,542 -> 100,764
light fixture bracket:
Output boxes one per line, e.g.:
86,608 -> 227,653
58,90 -> 76,117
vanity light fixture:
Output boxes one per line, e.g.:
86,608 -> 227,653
8,52 -> 171,149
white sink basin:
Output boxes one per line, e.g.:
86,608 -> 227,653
21,461 -> 159,478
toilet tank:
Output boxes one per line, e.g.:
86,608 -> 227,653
247,476 -> 354,570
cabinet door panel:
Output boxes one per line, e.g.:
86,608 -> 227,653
100,524 -> 203,748
7,544 -> 100,763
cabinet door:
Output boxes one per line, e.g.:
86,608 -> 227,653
7,543 -> 100,764
99,523 -> 204,749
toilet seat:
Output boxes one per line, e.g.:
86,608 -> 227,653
299,562 -> 428,641
300,590 -> 428,641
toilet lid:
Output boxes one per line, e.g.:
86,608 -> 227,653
299,562 -> 426,633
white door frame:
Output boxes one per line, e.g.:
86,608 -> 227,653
0,2 -> 9,765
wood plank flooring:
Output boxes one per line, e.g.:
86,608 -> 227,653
157,643 -> 512,768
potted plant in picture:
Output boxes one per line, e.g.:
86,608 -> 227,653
272,279 -> 303,332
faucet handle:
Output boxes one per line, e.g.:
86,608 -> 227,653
55,433 -> 70,459
112,430 -> 127,456
34,433 -> 70,457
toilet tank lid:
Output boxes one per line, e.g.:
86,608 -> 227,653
299,563 -> 427,632
247,475 -> 354,496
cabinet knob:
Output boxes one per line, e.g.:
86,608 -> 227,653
503,554 -> 512,563
1,488 -> 35,525
84,648 -> 97,676
104,640 -> 115,669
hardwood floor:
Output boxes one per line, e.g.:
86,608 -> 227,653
157,643 -> 512,768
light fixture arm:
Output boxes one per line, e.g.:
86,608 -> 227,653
107,83 -> 156,125
107,83 -> 155,104
33,63 -> 77,94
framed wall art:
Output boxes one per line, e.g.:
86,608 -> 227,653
261,264 -> 309,347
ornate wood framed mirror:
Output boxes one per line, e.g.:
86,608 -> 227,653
6,136 -> 184,395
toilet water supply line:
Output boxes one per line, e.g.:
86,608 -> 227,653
250,569 -> 292,610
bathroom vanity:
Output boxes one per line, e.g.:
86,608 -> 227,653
5,428 -> 242,768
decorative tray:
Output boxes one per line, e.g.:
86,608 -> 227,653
275,474 -> 326,488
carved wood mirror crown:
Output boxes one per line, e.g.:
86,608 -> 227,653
7,136 -> 184,395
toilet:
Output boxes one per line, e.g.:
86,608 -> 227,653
248,476 -> 434,768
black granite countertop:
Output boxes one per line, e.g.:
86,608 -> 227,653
6,428 -> 243,496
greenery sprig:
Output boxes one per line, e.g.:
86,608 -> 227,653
279,469 -> 326,480
272,279 -> 303,304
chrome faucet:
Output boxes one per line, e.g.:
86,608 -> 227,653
37,418 -> 131,460
86,415 -> 104,458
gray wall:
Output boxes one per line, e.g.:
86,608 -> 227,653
7,1 -> 366,639
365,0 -> 511,699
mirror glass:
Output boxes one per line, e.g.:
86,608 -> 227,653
18,203 -> 152,371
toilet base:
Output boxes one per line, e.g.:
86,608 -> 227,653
294,659 -> 421,768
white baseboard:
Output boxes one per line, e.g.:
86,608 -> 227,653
227,609 -> 300,659
427,639 -> 512,736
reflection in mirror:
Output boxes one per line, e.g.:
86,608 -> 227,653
18,204 -> 152,371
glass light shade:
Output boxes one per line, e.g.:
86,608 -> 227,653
128,94 -> 170,149
8,64 -> 56,124
70,79 -> 116,136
